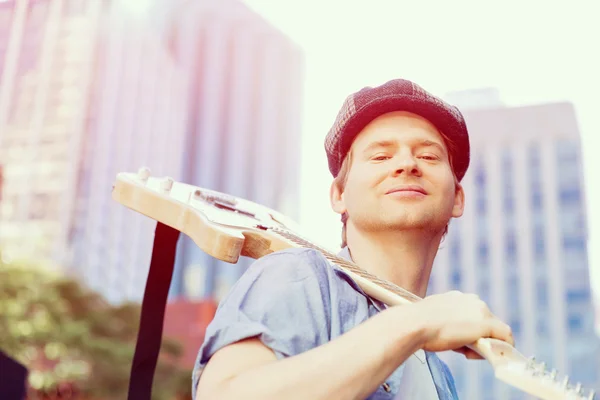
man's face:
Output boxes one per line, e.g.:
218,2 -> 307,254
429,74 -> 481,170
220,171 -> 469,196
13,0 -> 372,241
331,111 -> 464,235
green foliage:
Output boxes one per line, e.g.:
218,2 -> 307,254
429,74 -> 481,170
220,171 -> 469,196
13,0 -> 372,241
0,256 -> 192,399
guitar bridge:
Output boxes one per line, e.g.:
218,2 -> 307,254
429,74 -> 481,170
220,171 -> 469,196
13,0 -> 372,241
193,189 -> 257,219
193,189 -> 237,207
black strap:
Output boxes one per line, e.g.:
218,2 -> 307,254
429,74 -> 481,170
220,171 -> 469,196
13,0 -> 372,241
0,350 -> 28,400
128,222 -> 180,400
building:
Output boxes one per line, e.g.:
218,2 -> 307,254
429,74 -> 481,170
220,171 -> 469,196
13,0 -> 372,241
0,0 -> 108,266
0,0 -> 304,304
165,0 -> 305,301
0,0 -> 188,302
430,95 -> 599,399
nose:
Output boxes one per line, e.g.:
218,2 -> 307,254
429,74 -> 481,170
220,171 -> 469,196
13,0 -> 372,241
391,150 -> 421,177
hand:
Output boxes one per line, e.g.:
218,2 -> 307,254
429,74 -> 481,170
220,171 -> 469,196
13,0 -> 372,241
411,291 -> 514,359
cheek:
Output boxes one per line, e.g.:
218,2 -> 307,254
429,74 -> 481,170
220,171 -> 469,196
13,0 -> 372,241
441,178 -> 458,203
343,177 -> 375,208
347,167 -> 384,190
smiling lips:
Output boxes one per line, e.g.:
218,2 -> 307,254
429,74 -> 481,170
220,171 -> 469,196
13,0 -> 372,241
386,185 -> 427,197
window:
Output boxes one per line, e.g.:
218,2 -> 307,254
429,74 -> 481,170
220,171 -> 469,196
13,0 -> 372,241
559,187 -> 581,205
560,207 -> 586,238
502,150 -> 515,216
528,144 -> 544,212
531,190 -> 543,209
537,279 -> 548,309
510,318 -> 521,335
451,270 -> 461,287
503,196 -> 514,214
475,161 -> 487,215
567,314 -> 583,334
563,236 -> 586,251
476,192 -> 486,214
450,237 -> 462,289
556,139 -> 581,189
566,287 -> 590,303
505,230 -> 517,265
478,241 -> 489,264
478,283 -> 490,305
508,276 -> 520,312
533,225 -> 546,269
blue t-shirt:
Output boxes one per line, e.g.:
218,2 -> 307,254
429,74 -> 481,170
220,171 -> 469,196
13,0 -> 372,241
192,247 -> 459,399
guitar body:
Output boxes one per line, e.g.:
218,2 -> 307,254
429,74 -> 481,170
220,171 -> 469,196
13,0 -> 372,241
112,169 -> 298,263
112,168 -> 594,400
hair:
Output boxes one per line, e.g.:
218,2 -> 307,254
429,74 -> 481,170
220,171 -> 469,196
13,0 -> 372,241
334,131 -> 460,248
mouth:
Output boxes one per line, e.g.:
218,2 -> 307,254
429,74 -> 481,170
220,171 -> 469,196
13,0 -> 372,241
386,185 -> 427,196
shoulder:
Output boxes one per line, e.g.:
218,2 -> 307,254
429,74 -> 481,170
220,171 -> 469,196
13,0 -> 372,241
243,248 -> 334,283
215,248 -> 337,310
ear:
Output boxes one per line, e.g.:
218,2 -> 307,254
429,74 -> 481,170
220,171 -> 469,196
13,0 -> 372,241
452,182 -> 465,218
330,180 -> 347,216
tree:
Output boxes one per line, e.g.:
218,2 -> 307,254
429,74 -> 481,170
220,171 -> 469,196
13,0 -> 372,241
0,255 -> 192,399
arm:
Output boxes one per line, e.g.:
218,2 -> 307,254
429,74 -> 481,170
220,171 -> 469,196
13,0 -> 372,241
197,304 -> 426,400
193,248 -> 512,400
196,290 -> 513,400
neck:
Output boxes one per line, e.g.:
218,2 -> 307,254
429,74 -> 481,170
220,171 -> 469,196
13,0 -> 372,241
345,224 -> 444,298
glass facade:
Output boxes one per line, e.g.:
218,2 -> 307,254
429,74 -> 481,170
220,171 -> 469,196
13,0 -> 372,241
439,134 -> 598,398
555,138 -> 598,388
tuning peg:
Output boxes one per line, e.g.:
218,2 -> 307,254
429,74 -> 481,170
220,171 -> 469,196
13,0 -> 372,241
537,362 -> 546,373
574,383 -> 582,393
137,167 -> 151,181
587,389 -> 595,400
561,375 -> 570,389
526,356 -> 536,370
549,369 -> 557,381
161,177 -> 174,192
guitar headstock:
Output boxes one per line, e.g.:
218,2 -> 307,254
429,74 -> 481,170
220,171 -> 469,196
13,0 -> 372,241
112,168 -> 304,263
481,339 -> 595,400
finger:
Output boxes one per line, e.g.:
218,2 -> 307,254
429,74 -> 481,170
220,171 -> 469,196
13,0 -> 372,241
484,319 -> 514,345
454,346 -> 484,360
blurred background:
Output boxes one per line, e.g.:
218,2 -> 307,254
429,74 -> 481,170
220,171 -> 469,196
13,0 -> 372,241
0,0 -> 598,398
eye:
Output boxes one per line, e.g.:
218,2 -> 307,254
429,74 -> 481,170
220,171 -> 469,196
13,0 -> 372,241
418,154 -> 439,161
371,155 -> 391,161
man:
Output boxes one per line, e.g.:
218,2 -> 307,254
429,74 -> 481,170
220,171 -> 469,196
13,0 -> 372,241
192,79 -> 514,399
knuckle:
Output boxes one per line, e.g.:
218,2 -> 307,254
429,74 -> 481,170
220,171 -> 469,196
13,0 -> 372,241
478,301 -> 489,315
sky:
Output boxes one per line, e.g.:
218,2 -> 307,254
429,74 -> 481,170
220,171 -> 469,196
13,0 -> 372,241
243,0 -> 600,298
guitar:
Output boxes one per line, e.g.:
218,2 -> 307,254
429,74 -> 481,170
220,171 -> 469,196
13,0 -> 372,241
112,168 -> 595,400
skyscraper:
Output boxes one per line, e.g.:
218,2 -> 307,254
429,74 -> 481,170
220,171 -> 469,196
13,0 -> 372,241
0,0 -> 304,304
165,0 -> 305,301
0,0 -> 107,267
0,0 -> 189,302
430,94 -> 599,399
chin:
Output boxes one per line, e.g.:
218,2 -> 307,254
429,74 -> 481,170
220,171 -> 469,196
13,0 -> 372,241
384,213 -> 446,232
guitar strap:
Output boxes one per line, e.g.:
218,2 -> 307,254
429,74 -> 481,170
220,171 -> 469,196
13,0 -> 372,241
127,222 -> 181,400
0,350 -> 28,400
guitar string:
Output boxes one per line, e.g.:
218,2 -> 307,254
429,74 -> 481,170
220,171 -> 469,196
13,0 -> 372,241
269,226 -> 422,304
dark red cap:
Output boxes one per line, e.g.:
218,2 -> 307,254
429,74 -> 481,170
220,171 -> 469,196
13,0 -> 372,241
324,79 -> 470,181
